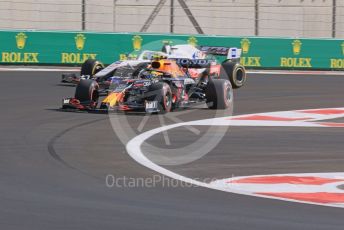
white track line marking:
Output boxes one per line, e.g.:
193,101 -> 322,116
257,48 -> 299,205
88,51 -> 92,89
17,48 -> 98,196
126,107 -> 344,208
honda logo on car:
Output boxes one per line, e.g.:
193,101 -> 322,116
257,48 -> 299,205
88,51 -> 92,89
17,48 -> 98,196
176,58 -> 212,67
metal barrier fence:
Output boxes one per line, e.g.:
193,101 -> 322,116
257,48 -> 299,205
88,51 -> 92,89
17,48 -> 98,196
0,0 -> 344,38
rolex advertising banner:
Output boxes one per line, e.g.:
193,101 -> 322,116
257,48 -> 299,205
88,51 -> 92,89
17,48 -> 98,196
0,30 -> 344,70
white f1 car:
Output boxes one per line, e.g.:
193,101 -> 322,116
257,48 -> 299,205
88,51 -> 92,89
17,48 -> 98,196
61,44 -> 246,89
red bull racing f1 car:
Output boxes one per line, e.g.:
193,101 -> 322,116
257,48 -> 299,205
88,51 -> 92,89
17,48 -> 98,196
62,46 -> 246,113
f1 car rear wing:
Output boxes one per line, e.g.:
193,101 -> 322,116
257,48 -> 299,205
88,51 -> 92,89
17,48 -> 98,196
198,46 -> 242,60
162,44 -> 241,61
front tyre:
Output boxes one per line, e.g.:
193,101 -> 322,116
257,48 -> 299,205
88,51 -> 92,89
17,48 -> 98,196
146,82 -> 172,113
161,83 -> 173,112
75,79 -> 99,105
80,59 -> 104,76
206,79 -> 233,110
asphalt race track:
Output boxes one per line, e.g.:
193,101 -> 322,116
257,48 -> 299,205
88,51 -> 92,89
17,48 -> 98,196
1,69 -> 344,229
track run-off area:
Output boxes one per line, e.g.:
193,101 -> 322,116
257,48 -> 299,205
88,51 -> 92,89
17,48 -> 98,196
127,107 -> 344,208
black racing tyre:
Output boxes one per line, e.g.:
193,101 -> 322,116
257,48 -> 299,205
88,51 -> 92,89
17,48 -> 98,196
220,61 -> 246,89
206,79 -> 233,110
80,59 -> 104,76
75,79 -> 99,103
146,82 -> 172,113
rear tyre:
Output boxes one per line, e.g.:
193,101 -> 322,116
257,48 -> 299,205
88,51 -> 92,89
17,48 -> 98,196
80,59 -> 104,76
206,79 -> 233,110
220,61 -> 246,89
75,79 -> 99,104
